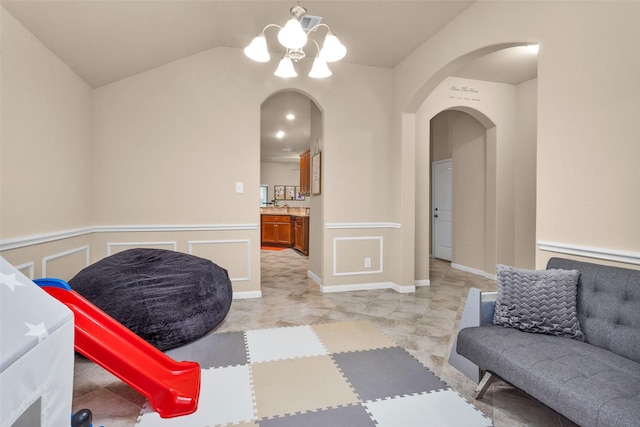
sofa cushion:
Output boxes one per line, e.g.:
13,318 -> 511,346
458,325 -> 640,427
493,264 -> 584,340
547,257 -> 640,364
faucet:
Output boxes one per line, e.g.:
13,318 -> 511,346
271,199 -> 279,207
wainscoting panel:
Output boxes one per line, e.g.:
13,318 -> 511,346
188,239 -> 251,282
333,236 -> 383,277
42,245 -> 90,278
15,261 -> 35,280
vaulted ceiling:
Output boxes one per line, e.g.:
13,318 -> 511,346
2,1 -> 538,163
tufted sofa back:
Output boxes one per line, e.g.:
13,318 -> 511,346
547,257 -> 640,363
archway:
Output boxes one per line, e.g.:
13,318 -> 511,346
410,47 -> 538,281
428,109 -> 497,277
259,90 -> 324,284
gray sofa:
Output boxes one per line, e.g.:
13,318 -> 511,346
455,257 -> 640,427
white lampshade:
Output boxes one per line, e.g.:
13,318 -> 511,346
319,32 -> 346,62
308,56 -> 332,79
277,18 -> 308,50
274,56 -> 297,78
244,34 -> 270,62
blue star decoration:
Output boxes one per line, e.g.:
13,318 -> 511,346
0,271 -> 26,291
25,322 -> 50,343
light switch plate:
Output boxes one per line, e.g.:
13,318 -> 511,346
235,182 -> 244,193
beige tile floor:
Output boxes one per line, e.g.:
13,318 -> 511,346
72,249 -> 578,427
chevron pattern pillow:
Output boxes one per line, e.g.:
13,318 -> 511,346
493,264 -> 584,340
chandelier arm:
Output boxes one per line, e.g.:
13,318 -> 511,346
261,23 -> 283,34
305,23 -> 331,35
310,39 -> 321,53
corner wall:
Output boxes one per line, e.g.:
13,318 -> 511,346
0,8 -> 93,279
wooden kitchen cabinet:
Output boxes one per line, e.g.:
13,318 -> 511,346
293,216 -> 309,255
299,150 -> 310,196
261,215 -> 293,246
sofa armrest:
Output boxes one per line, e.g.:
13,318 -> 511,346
448,288 -> 497,382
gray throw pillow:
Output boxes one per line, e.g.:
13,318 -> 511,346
493,264 -> 584,340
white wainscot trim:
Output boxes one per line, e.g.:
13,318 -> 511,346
451,263 -> 497,281
537,240 -> 640,266
326,222 -> 401,229
0,227 -> 93,251
94,224 -> 259,233
320,281 -> 415,294
15,261 -> 35,280
42,245 -> 90,277
307,269 -> 322,286
106,241 -> 177,256
188,239 -> 251,282
233,290 -> 262,299
333,236 -> 384,277
0,224 -> 259,252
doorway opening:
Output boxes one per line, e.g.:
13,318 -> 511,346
429,110 -> 491,272
259,90 -> 322,280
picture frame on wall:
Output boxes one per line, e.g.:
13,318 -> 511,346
295,186 -> 305,200
274,185 -> 285,200
312,152 -> 321,195
285,186 -> 296,200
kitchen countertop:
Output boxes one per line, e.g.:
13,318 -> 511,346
260,207 -> 309,217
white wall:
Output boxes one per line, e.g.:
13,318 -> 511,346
260,161 -> 310,207
394,1 -> 640,279
92,47 -> 394,292
0,8 -> 93,279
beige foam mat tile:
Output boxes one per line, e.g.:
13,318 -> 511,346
312,320 -> 396,353
251,355 -> 359,419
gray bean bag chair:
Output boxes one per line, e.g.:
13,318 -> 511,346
69,248 -> 232,350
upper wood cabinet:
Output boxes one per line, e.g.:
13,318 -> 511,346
299,150 -> 310,196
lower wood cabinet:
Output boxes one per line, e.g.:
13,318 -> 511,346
261,215 -> 293,245
261,214 -> 309,255
293,216 -> 309,255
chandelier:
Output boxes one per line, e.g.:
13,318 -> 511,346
243,4 -> 347,78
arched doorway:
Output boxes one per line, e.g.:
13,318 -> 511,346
413,67 -> 538,281
429,109 -> 497,276
259,90 -> 323,279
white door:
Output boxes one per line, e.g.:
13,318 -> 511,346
432,159 -> 452,261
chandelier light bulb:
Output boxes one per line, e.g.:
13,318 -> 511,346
274,56 -> 297,78
278,18 -> 308,50
319,32 -> 346,62
308,56 -> 332,79
244,34 -> 270,62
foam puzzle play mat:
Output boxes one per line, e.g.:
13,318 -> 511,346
137,320 -> 492,427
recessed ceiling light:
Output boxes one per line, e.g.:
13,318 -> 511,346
276,130 -> 285,139
286,113 -> 295,120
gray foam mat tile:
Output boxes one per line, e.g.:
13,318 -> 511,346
165,331 -> 247,369
332,346 -> 448,401
258,405 -> 376,427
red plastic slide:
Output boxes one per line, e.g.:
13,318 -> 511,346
35,279 -> 200,419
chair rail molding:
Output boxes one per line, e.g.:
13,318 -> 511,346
537,240 -> 640,266
326,222 -> 401,229
0,224 -> 259,251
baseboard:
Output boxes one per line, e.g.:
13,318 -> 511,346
307,269 -> 322,286
232,290 -> 262,299
320,281 -> 415,294
415,279 -> 431,287
451,263 -> 497,281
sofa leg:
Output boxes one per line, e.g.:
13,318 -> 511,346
473,371 -> 496,399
